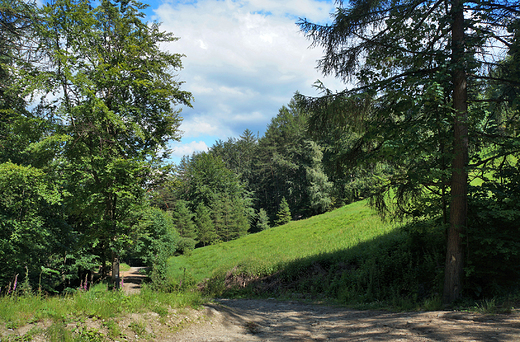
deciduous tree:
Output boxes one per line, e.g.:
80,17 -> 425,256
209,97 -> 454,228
36,0 -> 191,288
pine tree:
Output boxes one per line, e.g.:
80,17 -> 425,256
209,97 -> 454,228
172,200 -> 197,240
275,197 -> 291,226
256,208 -> 270,231
195,203 -> 217,246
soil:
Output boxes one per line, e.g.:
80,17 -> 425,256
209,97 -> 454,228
167,299 -> 520,341
4,267 -> 520,341
121,266 -> 148,295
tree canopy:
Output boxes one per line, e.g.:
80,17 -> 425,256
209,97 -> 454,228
298,0 -> 519,303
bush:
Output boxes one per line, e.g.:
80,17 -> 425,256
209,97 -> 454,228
127,207 -> 179,266
176,237 -> 197,255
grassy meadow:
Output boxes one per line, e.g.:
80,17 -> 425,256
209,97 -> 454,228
165,200 -> 447,309
167,200 -> 400,283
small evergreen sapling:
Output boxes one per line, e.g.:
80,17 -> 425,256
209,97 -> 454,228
275,197 -> 291,226
256,208 -> 270,231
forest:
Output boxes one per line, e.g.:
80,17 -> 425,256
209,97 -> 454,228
1,0 -> 519,309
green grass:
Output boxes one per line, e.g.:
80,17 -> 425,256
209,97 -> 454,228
0,284 -> 203,334
168,200 -> 402,286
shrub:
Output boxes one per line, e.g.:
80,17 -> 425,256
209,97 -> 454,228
176,237 -> 197,255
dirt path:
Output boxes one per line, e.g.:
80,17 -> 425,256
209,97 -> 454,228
121,266 -> 147,294
167,299 -> 520,341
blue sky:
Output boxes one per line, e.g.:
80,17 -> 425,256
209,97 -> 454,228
141,0 -> 345,163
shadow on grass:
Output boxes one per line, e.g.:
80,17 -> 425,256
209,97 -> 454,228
207,219 -> 446,308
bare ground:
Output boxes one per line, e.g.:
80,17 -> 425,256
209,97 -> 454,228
167,299 -> 520,342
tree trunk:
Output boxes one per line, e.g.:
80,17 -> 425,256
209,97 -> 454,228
112,251 -> 120,290
443,0 -> 468,305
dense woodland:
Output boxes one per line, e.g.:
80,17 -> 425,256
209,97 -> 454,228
1,0 -> 519,306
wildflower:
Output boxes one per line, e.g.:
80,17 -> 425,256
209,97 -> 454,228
12,274 -> 18,293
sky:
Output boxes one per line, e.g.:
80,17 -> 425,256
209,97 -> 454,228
141,0 -> 346,163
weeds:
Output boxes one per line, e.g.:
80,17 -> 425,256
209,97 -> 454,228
0,282 -> 203,341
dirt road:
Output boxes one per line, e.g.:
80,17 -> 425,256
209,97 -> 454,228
167,298 -> 520,341
111,268 -> 520,341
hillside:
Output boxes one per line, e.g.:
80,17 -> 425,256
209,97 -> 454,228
166,200 -> 447,308
168,201 -> 390,281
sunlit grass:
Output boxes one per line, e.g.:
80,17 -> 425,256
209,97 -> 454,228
167,200 -> 402,284
0,283 -> 203,330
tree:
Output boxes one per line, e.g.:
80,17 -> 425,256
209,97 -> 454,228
210,129 -> 258,185
275,197 -> 292,226
194,203 -> 217,246
251,98 -> 334,220
298,0 -> 519,303
0,162 -> 64,287
0,0 -> 47,166
175,151 -> 253,241
171,200 -> 196,240
35,0 -> 192,288
256,208 -> 270,231
303,140 -> 333,215
129,207 -> 179,266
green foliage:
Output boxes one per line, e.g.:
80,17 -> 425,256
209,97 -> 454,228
210,129 -> 258,185
304,140 -> 333,214
27,0 -> 192,288
171,200 -> 196,240
297,0 -> 519,303
194,203 -> 218,246
255,208 -> 270,231
172,152 -> 252,242
129,207 -> 179,266
0,162 -> 66,288
176,237 -> 197,256
466,159 -> 520,297
275,197 -> 291,226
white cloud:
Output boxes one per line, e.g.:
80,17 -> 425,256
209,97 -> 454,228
151,0 -> 344,162
169,140 -> 210,158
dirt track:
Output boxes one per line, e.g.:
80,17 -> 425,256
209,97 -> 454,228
167,298 -> 520,341
7,267 -> 517,341
119,267 -> 520,341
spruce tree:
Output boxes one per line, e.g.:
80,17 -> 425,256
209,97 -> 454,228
298,0 -> 519,304
275,197 -> 291,226
256,208 -> 270,231
195,203 -> 217,246
172,200 -> 197,240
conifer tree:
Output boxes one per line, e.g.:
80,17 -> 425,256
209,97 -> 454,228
195,202 -> 217,246
172,200 -> 197,240
298,0 -> 518,304
275,197 -> 292,226
256,208 -> 270,231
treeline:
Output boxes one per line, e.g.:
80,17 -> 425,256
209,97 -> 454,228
0,0 -> 366,294
150,96 -> 382,246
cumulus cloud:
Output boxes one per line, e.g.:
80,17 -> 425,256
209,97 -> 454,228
152,0 -> 344,160
169,140 -> 210,158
